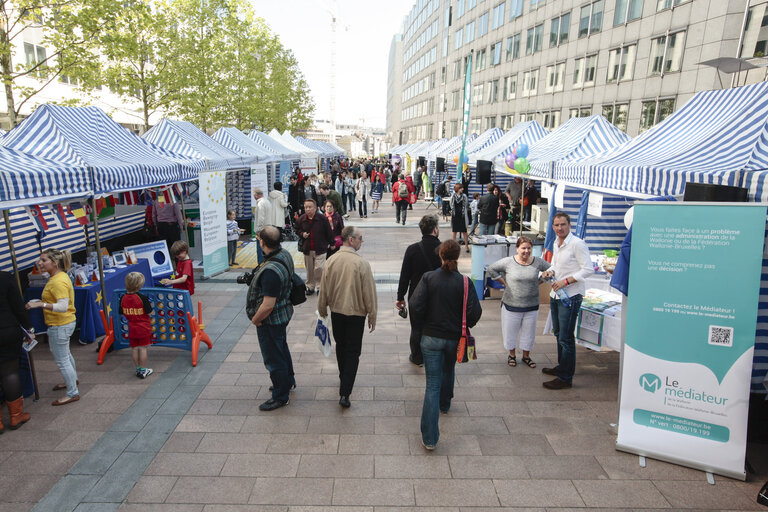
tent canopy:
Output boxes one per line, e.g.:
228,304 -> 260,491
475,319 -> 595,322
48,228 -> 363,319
272,129 -> 318,159
212,127 -> 280,163
296,136 -> 335,158
247,131 -> 301,160
2,105 -> 204,194
143,119 -> 250,170
471,121 -> 548,165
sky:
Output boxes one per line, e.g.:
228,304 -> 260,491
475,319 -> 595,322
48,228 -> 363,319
251,0 -> 416,130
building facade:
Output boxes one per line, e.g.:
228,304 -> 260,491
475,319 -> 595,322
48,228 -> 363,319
386,0 -> 768,144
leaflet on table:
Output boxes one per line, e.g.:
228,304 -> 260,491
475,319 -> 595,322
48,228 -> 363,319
617,202 -> 766,480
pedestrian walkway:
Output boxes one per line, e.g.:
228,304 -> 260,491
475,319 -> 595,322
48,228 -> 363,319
2,199 -> 766,511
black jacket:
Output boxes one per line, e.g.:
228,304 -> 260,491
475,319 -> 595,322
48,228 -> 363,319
478,194 -> 499,225
397,235 -> 441,301
296,212 -> 333,255
409,269 -> 482,340
288,184 -> 305,215
0,271 -> 31,360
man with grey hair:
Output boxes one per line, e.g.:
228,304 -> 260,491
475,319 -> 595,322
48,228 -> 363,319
318,226 -> 377,408
253,188 -> 272,264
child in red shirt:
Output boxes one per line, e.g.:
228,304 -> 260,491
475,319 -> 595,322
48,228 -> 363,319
161,240 -> 194,295
119,272 -> 153,378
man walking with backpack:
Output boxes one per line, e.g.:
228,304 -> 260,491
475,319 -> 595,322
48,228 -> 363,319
246,226 -> 296,411
393,174 -> 413,226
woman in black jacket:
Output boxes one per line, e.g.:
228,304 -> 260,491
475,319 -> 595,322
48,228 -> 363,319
410,240 -> 482,450
0,271 -> 33,432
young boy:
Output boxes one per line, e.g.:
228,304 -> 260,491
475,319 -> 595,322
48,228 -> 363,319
120,272 -> 153,378
469,192 -> 480,235
226,210 -> 243,266
161,240 -> 194,295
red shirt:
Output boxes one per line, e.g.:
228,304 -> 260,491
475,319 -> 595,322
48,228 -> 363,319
174,258 -> 194,295
120,292 -> 152,341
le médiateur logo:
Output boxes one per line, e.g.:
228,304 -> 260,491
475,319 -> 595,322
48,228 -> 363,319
639,373 -> 728,406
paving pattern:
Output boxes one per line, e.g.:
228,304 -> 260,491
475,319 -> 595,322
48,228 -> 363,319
1,200 -> 766,511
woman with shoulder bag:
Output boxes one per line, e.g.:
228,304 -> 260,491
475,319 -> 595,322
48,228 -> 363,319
409,240 -> 482,450
0,271 -> 34,430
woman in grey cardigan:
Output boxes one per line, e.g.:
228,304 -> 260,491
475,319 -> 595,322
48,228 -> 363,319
486,236 -> 550,368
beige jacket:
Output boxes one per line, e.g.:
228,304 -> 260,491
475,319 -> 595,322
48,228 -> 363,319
317,247 -> 377,328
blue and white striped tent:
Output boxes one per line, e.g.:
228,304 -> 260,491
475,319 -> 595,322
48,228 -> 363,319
463,128 -> 505,157
275,130 -> 319,160
143,119 -> 250,170
2,105 -> 205,194
471,121 -> 548,166
514,115 -> 630,179
427,137 -> 460,161
247,131 -> 301,161
211,127 -> 280,163
433,133 -> 478,161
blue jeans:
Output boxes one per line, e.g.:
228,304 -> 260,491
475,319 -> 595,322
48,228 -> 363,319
346,192 -> 356,212
477,223 -> 494,235
358,196 -> 367,216
469,211 -> 479,234
420,335 -> 458,447
48,321 -> 78,397
549,294 -> 583,384
256,323 -> 295,402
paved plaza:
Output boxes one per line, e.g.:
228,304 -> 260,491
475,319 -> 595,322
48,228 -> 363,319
1,201 -> 766,511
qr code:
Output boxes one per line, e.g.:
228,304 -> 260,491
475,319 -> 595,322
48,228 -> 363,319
708,325 -> 733,347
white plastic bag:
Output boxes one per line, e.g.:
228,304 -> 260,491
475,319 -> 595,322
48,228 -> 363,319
314,313 -> 332,358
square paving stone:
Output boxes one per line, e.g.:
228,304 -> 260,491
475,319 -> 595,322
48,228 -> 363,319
146,453 -> 227,476
337,434 -> 411,455
166,477 -> 256,504
220,454 -> 300,477
297,454 -> 374,478
265,434 -> 339,454
124,476 -> 178,503
175,415 -> 246,433
519,455 -> 608,480
249,478 -> 333,506
572,480 -> 671,508
492,479 -> 584,507
374,455 -> 451,479
332,478 -> 414,506
414,478 -> 499,507
652,480 -> 764,510
447,455 -> 529,479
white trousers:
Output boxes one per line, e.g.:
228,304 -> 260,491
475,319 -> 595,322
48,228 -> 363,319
501,307 -> 539,351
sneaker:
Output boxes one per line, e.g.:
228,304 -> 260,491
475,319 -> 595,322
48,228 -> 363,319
141,368 -> 154,379
421,439 -> 436,451
136,370 -> 143,379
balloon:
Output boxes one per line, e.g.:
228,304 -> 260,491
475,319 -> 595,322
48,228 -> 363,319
514,157 -> 529,174
452,155 -> 459,164
516,143 -> 529,159
504,154 -> 515,169
505,164 -> 517,174
462,163 -> 468,171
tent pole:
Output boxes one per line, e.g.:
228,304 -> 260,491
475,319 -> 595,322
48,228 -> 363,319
89,197 -> 108,320
179,188 -> 188,243
520,176 -> 525,237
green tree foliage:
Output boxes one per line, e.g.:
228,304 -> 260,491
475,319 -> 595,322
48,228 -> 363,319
0,0 -> 120,126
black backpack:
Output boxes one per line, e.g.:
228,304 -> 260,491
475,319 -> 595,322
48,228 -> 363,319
436,181 -> 447,197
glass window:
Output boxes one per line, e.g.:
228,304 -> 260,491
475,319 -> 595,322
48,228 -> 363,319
579,1 -> 603,38
24,43 -> 35,68
477,12 -> 489,37
584,54 -> 597,85
614,0 -> 643,25
658,98 -> 675,123
656,0 -> 690,11
470,118 -> 482,135
472,84 -> 484,106
501,114 -> 515,130
649,31 -> 685,75
640,100 -> 656,130
534,23 -> 543,52
492,2 -> 505,29
455,27 -> 464,49
580,107 -> 592,116
510,0 -> 523,19
550,12 -> 570,46
550,16 -> 560,47
579,5 -> 591,37
522,69 -> 538,96
465,21 -> 475,43
569,108 -> 580,118
573,57 -> 583,85
477,48 -> 487,70
484,116 -> 497,130
503,75 -> 517,99
603,103 -> 629,131
526,27 -> 535,55
487,79 -> 499,102
468,0 -> 477,10
453,59 -> 462,79
457,0 -> 465,17
607,44 -> 636,82
543,110 -> 561,129
545,63 -> 565,92
491,41 -> 502,65
506,34 -> 521,61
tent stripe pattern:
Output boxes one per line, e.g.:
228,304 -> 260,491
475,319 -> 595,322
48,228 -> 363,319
211,127 -> 278,163
464,128 -> 504,154
2,105 -> 204,193
0,208 -> 144,272
472,121 -> 548,166
143,119 -> 249,170
247,131 -> 301,161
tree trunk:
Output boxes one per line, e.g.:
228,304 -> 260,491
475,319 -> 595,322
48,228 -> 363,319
0,24 -> 17,127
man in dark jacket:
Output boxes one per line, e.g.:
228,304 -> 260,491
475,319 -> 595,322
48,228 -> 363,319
396,215 -> 441,366
476,183 -> 499,235
287,174 -> 305,219
296,199 -> 333,295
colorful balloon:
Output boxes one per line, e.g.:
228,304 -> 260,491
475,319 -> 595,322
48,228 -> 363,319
504,153 -> 516,169
516,143 -> 529,159
453,155 -> 459,164
505,164 -> 517,174
514,157 -> 530,174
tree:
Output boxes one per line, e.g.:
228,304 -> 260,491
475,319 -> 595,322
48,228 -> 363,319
99,0 -> 175,133
0,0 -> 120,126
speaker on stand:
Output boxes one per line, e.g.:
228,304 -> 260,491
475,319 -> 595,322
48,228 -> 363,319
477,160 -> 492,185
428,157 -> 446,211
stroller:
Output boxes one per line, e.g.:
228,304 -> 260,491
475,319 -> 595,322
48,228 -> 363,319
281,204 -> 300,242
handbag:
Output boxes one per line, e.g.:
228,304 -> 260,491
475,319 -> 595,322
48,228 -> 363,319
456,275 -> 477,363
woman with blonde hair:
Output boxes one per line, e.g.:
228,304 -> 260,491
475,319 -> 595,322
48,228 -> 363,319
26,249 -> 80,405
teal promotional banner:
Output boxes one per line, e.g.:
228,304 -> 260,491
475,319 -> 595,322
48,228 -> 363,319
617,202 -> 766,480
456,51 -> 473,181
199,171 -> 229,278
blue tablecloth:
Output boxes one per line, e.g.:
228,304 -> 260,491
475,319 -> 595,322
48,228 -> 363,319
25,259 -> 169,344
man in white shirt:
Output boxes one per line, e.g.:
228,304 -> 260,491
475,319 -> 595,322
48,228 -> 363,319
541,212 -> 593,389
253,188 -> 272,263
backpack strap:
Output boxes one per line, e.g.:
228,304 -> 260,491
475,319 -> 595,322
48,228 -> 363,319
461,275 -> 468,336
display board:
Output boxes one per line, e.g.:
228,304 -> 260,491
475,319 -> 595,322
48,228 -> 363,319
199,171 -> 229,277
124,241 -> 173,277
251,164 -> 268,195
300,158 -> 317,175
617,202 -> 767,480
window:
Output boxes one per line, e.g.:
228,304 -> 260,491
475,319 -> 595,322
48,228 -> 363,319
449,120 -> 458,137
607,44 -> 636,82
649,31 -> 685,75
526,24 -> 543,55
472,84 -> 484,106
470,118 -> 482,134
441,65 -> 446,84
522,69 -> 538,96
439,93 -> 446,112
492,2 -> 505,29
468,0 -> 477,11
452,89 -> 462,109
569,108 -> 580,118
491,41 -> 502,65
477,12 -> 489,37
545,62 -> 566,92
579,0 -> 604,38
453,59 -> 462,80
603,103 -> 629,131
506,33 -> 521,61
614,0 -> 643,25
510,0 -> 523,19
484,116 -> 497,130
457,0 -> 465,17
543,110 -> 561,129
486,79 -> 499,102
456,27 -> 464,49
465,21 -> 475,44
656,0 -> 690,11
573,55 -> 597,87
24,43 -> 47,77
550,12 -> 570,47
501,114 -> 515,130
475,48 -> 487,70
530,0 -> 545,8
639,97 -> 675,131
503,75 -> 517,99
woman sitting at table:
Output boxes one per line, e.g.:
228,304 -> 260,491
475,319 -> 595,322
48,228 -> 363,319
486,236 -> 550,368
25,249 -> 80,405
0,271 -> 34,430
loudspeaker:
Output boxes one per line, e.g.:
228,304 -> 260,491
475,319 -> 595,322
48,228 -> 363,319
477,160 -> 492,184
418,156 -> 426,167
683,183 -> 748,202
436,157 -> 445,173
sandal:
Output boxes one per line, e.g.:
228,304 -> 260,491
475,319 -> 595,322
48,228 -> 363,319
522,357 -> 536,368
507,355 -> 517,367
51,395 -> 80,406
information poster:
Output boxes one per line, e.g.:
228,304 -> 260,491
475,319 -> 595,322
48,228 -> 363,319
250,164 -> 268,195
617,202 -> 766,480
199,171 -> 228,278
124,241 -> 173,277
300,158 -> 317,175
278,161 -> 292,187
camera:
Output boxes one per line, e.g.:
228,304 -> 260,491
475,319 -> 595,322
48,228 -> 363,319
237,269 -> 256,286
